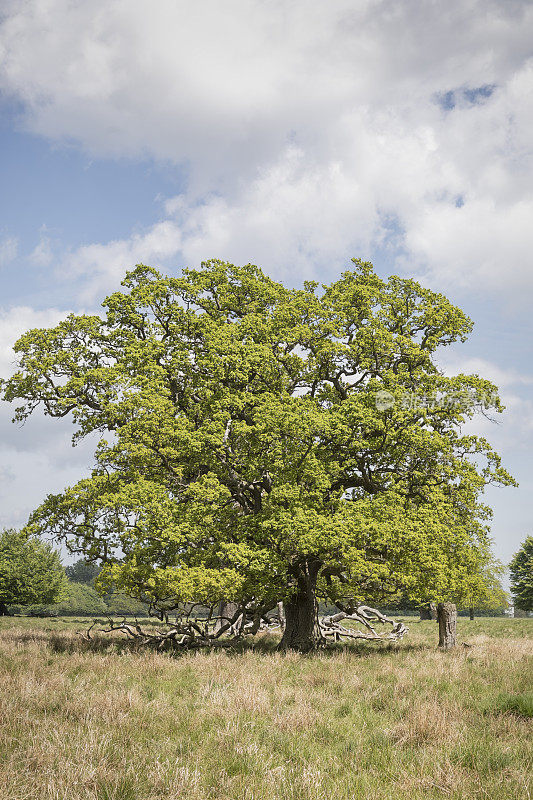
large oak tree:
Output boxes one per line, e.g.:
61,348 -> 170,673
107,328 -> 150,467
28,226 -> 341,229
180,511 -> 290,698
0,260 -> 514,649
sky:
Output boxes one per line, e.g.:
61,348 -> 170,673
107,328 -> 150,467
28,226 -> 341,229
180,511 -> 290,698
0,0 -> 532,573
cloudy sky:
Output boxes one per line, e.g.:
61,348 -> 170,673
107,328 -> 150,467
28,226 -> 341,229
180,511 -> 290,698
0,0 -> 532,570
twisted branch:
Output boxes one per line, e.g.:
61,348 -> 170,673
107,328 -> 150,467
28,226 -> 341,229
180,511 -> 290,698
320,605 -> 408,642
83,604 -> 407,649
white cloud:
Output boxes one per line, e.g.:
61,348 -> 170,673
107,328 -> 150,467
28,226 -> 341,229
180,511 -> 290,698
0,236 -> 18,267
65,221 -> 184,299
437,352 -> 533,452
30,235 -> 53,267
0,439 -> 96,529
1,0 -> 532,297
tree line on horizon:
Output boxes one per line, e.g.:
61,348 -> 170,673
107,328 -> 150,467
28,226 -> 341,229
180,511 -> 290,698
0,532 -> 527,621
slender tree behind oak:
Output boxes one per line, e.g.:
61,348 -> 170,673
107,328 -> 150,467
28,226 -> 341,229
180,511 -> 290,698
510,536 -> 533,612
0,260 -> 514,649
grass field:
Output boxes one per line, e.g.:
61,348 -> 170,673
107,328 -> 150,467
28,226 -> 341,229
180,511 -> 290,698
0,616 -> 531,800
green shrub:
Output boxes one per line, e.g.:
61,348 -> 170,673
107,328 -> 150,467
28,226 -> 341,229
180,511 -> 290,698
104,593 -> 150,616
18,581 -> 107,617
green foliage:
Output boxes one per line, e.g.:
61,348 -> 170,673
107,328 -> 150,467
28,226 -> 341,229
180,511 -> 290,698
103,592 -> 150,616
18,581 -> 108,617
64,559 -> 150,615
65,559 -> 101,585
510,535 -> 533,611
458,551 -> 509,611
0,260 -> 515,616
16,581 -> 149,618
0,528 -> 66,610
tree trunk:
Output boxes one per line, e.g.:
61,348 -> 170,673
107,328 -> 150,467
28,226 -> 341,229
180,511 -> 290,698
469,606 -> 474,620
277,601 -> 286,632
213,600 -> 240,635
0,602 -> 11,616
420,602 -> 437,620
279,590 -> 322,652
278,560 -> 323,652
437,602 -> 457,650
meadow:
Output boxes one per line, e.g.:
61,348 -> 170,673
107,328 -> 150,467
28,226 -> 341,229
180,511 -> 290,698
0,616 -> 531,800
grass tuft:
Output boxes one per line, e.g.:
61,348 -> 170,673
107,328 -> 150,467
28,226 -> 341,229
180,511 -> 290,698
488,691 -> 533,719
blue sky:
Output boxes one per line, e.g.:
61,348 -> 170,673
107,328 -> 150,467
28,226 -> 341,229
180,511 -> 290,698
0,0 -> 532,573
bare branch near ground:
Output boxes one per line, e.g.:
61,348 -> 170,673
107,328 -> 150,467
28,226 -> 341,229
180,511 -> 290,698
83,603 -> 407,650
320,605 -> 408,642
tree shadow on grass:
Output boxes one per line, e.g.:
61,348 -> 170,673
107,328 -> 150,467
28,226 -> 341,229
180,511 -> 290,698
42,627 -> 429,660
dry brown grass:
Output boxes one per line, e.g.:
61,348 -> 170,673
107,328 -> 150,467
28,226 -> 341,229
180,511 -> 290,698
0,617 -> 531,800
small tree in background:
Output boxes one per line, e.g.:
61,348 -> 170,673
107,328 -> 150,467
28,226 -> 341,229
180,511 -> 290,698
510,536 -> 533,612
65,559 -> 101,586
0,529 -> 66,614
460,553 -> 509,619
64,559 -> 149,615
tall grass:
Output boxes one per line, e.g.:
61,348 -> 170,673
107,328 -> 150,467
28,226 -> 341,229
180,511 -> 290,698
0,617 -> 531,800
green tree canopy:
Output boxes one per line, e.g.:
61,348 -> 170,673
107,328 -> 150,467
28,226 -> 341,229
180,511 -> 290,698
65,559 -> 101,585
459,550 -> 509,613
510,536 -> 533,612
0,260 -> 515,649
0,528 -> 66,613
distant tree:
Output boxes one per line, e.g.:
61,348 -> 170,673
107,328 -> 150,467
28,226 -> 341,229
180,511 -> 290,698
65,559 -> 101,585
419,602 -> 437,620
510,536 -> 533,612
64,560 -> 149,616
460,553 -> 509,619
0,529 -> 66,614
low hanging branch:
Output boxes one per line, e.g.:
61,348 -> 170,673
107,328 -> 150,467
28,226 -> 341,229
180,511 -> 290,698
84,603 -> 407,650
84,602 -> 277,650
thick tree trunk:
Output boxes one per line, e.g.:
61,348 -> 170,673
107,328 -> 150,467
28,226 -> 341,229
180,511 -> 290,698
469,606 -> 474,620
0,602 -> 11,616
419,602 -> 437,620
279,590 -> 322,652
279,560 -> 323,652
437,602 -> 457,650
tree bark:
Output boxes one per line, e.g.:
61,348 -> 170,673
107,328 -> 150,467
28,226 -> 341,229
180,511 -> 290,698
213,601 -> 240,635
279,590 -> 322,652
437,602 -> 457,650
0,602 -> 11,616
420,602 -> 437,620
277,601 -> 286,632
279,562 -> 324,652
469,606 -> 474,620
